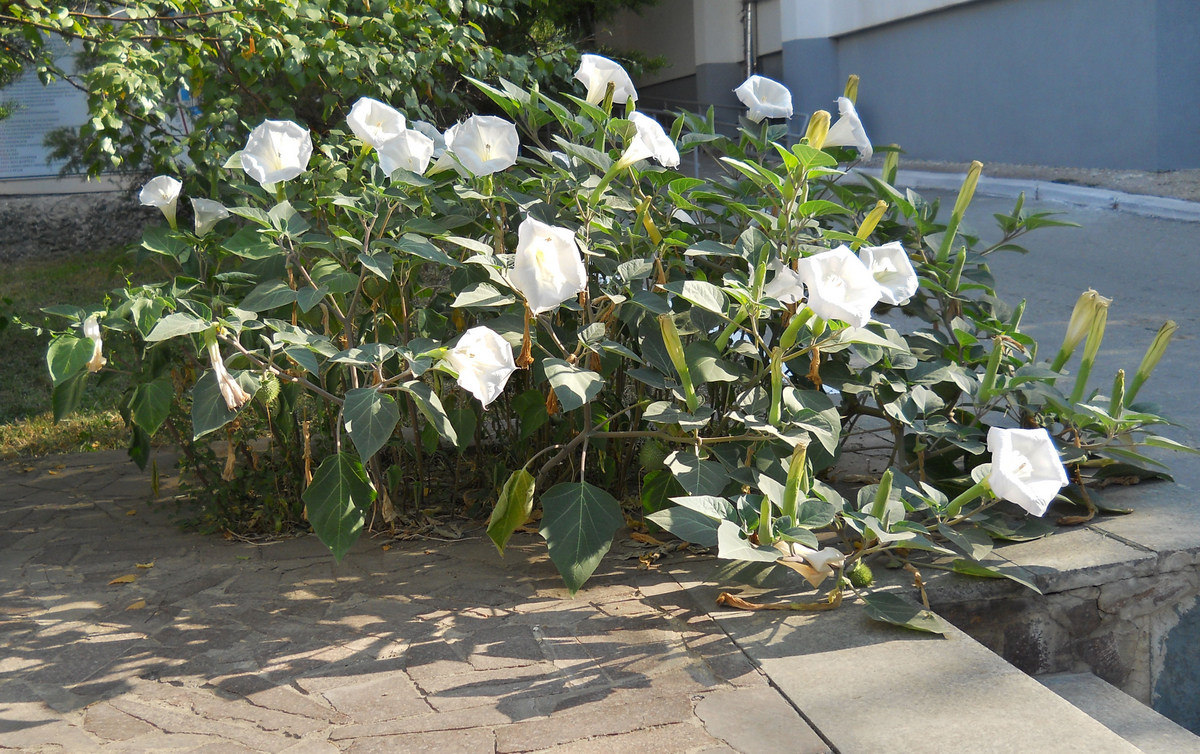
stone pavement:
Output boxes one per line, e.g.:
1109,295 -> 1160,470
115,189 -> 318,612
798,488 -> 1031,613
1,449 -> 830,753
2,448 -> 1156,753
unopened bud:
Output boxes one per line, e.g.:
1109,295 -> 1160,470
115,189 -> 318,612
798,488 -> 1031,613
855,200 -> 888,241
844,74 -> 860,104
1125,320 -> 1178,406
882,146 -> 899,185
1053,289 -> 1111,371
782,441 -> 809,522
1070,298 -> 1111,405
805,110 -> 831,150
659,314 -> 699,412
952,161 -> 984,220
1111,369 -> 1125,419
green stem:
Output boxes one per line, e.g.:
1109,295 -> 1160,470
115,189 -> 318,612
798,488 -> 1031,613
944,478 -> 992,518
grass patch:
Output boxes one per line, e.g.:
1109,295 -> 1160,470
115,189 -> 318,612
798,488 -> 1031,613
0,246 -> 159,458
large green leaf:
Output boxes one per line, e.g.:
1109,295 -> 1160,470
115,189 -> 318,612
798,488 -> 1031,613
145,312 -> 209,342
716,520 -> 781,562
46,336 -> 94,385
861,592 -> 951,635
130,378 -> 173,435
222,226 -> 279,259
543,359 -> 603,412
241,281 -> 299,312
665,451 -> 727,496
191,370 -> 259,439
51,371 -> 88,421
647,506 -> 720,547
451,282 -> 514,308
303,453 -> 376,563
662,280 -> 728,315
398,381 -> 458,446
539,481 -> 624,594
488,469 -> 535,555
343,388 -> 400,461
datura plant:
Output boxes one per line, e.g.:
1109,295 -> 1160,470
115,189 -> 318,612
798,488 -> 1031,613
44,59 -> 1192,633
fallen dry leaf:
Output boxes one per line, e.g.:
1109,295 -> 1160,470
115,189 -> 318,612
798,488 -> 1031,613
630,531 -> 667,546
125,510 -> 137,517
126,599 -> 147,610
135,562 -> 154,569
109,574 -> 137,585
716,590 -> 842,612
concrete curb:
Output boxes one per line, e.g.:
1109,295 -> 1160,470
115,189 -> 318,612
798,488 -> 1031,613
855,168 -> 1200,223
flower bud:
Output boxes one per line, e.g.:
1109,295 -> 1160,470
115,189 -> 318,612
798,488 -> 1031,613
1125,320 -> 1178,406
844,74 -> 860,104
804,110 -> 831,150
952,161 -> 984,220
1069,297 -> 1110,405
855,200 -> 888,242
659,314 -> 698,412
882,147 -> 899,185
869,468 -> 894,522
83,315 -> 106,373
782,441 -> 809,522
1052,289 -> 1112,371
1111,369 -> 1125,419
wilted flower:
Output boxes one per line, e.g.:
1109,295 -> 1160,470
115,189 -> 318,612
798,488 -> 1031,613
734,75 -> 793,122
139,175 -> 182,229
191,198 -> 229,235
617,112 -> 680,169
781,544 -> 846,587
240,120 -> 313,187
574,53 -> 638,106
442,115 -> 519,177
985,427 -> 1068,517
510,217 -> 587,315
378,129 -> 436,176
83,315 -> 105,373
859,242 -> 918,305
207,341 -> 251,411
346,97 -> 406,149
443,326 -> 517,407
824,96 -> 872,161
795,246 -> 882,328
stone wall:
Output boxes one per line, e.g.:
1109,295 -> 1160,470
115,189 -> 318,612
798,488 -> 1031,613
0,191 -> 150,262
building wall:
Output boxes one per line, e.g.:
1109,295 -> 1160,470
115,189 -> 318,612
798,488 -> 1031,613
608,0 -> 1199,170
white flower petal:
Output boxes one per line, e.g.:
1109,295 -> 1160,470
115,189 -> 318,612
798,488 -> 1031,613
378,129 -> 436,176
444,115 -> 518,177
986,427 -> 1069,517
240,120 -> 313,186
620,112 -> 679,169
346,97 -> 407,149
139,176 -> 182,208
734,75 -> 793,122
510,217 -> 587,315
574,54 -> 639,106
444,326 -> 517,407
858,241 -> 918,305
763,260 -> 805,305
824,96 -> 872,161
191,198 -> 230,235
795,246 -> 882,328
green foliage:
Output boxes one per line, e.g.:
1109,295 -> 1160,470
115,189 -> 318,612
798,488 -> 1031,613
37,64 -> 1191,629
6,0 -> 581,178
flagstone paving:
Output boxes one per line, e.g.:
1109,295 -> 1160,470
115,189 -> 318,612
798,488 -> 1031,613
0,449 -> 830,753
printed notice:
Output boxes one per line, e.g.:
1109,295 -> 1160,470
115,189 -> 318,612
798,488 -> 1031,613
0,39 -> 88,179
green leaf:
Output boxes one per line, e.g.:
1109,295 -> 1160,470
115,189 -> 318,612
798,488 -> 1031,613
452,282 -> 516,309
539,481 -> 624,594
52,371 -> 88,421
716,520 -> 781,562
861,592 -> 951,635
686,341 -> 740,383
303,453 -> 376,563
662,280 -> 728,315
950,559 -> 1042,593
222,226 -> 279,259
241,281 -> 299,313
488,469 -> 535,555
642,401 -> 714,430
144,312 -> 209,342
647,506 -> 721,547
665,451 -> 727,496
447,406 -> 478,450
191,370 -> 258,439
398,381 -> 458,446
1142,435 -> 1200,455
513,389 -> 549,440
543,358 -> 603,412
358,251 -> 394,280
343,388 -> 400,461
793,499 -> 837,529
130,378 -> 173,435
46,336 -> 94,385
